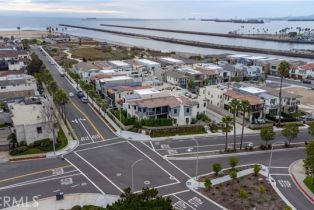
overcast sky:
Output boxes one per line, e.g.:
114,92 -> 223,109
0,0 -> 313,19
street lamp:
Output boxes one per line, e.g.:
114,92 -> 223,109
131,158 -> 143,192
119,107 -> 122,136
192,138 -> 199,181
268,141 -> 284,179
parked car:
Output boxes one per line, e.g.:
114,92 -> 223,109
81,97 -> 88,103
76,91 -> 84,98
302,79 -> 311,84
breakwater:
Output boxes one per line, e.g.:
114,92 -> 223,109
60,24 -> 314,59
100,24 -> 314,45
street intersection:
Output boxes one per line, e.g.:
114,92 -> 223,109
0,46 -> 312,210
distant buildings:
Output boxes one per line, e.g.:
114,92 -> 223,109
0,48 -> 29,71
290,63 -> 314,79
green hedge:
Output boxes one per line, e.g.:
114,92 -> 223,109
141,118 -> 172,127
10,129 -> 68,156
150,125 -> 206,137
110,109 -> 136,126
304,176 -> 314,193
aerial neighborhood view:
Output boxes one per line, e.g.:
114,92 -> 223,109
0,0 -> 314,210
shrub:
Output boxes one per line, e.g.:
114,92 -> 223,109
259,185 -> 266,194
141,118 -> 172,127
212,162 -> 222,176
149,125 -> 206,137
204,177 -> 212,191
10,146 -> 28,155
229,170 -> 237,180
239,188 -> 248,199
229,157 -> 239,169
253,164 -> 262,176
71,205 -> 82,210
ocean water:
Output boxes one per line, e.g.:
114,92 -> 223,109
1,16 -> 314,60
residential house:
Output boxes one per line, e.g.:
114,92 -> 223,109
193,63 -> 219,85
159,57 -> 184,66
124,89 -> 199,125
98,76 -> 141,96
290,63 -> 314,79
108,60 -> 132,71
9,102 -> 54,145
164,70 -> 189,89
0,74 -> 37,100
268,60 -> 305,76
223,90 -> 264,124
135,59 -> 161,72
73,62 -> 100,82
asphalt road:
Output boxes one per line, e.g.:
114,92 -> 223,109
0,46 -> 312,210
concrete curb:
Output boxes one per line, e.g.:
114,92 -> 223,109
289,159 -> 314,204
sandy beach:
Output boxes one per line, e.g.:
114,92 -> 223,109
0,30 -> 47,39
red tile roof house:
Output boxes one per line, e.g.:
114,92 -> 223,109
223,90 -> 265,124
290,63 -> 314,79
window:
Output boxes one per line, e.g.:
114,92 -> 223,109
174,109 -> 177,114
128,105 -> 130,109
271,66 -> 276,70
37,127 -> 42,134
1,86 -> 5,89
204,102 -> 206,107
186,108 -> 190,113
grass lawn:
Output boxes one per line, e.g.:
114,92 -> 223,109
18,148 -> 43,156
303,176 -> 314,193
71,47 -> 134,61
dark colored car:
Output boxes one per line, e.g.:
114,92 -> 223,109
76,91 -> 84,98
302,80 -> 312,84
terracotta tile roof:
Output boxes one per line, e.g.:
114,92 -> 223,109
224,90 -> 263,106
297,63 -> 314,71
129,96 -> 198,108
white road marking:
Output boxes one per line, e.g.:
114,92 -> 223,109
78,118 -> 94,143
65,158 -> 105,195
75,141 -> 126,152
53,189 -> 60,193
128,141 -> 180,183
163,189 -> 190,197
150,141 -> 156,151
60,178 -> 73,185
156,142 -> 251,151
173,195 -> 197,210
188,197 -> 203,208
278,179 -> 292,188
0,173 -> 81,190
74,151 -> 124,193
78,137 -> 121,146
141,142 -> 192,179
271,173 -> 290,176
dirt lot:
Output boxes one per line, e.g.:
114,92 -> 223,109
284,87 -> 314,113
0,30 -> 47,39
199,174 -> 289,210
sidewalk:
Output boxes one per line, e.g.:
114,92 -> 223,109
4,193 -> 119,210
290,159 -> 314,203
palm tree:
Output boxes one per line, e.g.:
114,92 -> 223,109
229,99 -> 241,151
54,89 -> 69,120
239,100 -> 251,150
17,26 -> 21,40
220,115 -> 233,151
277,61 -> 291,127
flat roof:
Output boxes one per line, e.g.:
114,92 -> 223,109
258,57 -> 278,62
100,76 -> 132,82
99,69 -> 117,74
246,56 -> 267,60
160,57 -> 184,64
238,86 -> 267,94
134,88 -> 160,96
10,103 -> 44,125
109,60 -> 131,67
178,66 -> 202,75
227,54 -> 250,58
137,59 -> 160,65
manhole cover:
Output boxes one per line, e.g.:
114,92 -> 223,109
144,180 -> 150,185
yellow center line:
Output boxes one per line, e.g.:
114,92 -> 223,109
70,101 -> 106,139
0,165 -> 72,184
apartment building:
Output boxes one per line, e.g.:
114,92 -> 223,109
0,74 -> 37,100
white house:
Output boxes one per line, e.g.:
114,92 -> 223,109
159,57 -> 184,65
73,62 -> 100,82
0,74 -> 37,100
109,60 -> 132,71
135,59 -> 161,72
9,102 -> 54,145
290,63 -> 314,79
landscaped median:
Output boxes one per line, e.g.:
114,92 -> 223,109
187,159 -> 294,210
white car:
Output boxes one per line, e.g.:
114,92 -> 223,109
69,92 -> 74,97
